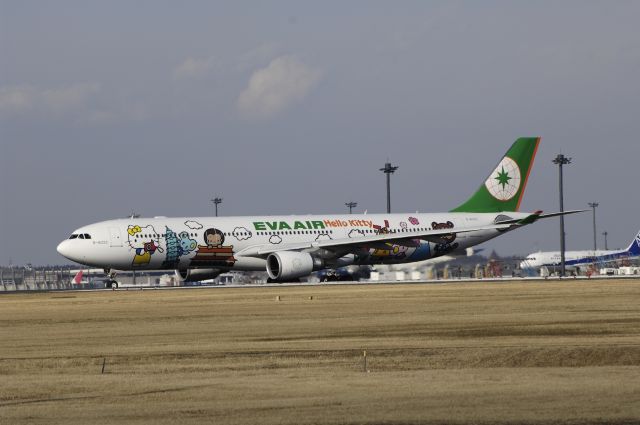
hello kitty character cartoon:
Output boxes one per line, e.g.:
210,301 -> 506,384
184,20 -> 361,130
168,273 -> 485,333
127,224 -> 164,267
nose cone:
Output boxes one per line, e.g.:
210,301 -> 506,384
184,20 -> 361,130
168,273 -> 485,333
57,240 -> 72,259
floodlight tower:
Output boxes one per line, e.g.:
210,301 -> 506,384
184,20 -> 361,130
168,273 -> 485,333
380,162 -> 398,214
211,197 -> 222,217
553,154 -> 571,277
588,202 -> 599,251
345,201 -> 357,214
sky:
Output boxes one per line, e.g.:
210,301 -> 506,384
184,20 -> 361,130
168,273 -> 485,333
1,1 -> 639,265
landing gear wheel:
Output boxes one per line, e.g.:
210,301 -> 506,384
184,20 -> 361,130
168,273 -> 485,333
104,268 -> 118,289
267,278 -> 300,284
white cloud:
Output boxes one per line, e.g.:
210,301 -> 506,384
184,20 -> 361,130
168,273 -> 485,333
236,55 -> 322,119
0,83 -> 100,116
0,85 -> 37,112
173,56 -> 216,80
41,83 -> 100,112
0,83 -> 149,124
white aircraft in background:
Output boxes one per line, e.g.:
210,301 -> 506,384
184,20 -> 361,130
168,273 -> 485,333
57,137 -> 583,287
520,230 -> 640,272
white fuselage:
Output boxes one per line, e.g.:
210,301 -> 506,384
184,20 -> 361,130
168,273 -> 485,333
57,212 -> 527,273
520,249 -> 629,270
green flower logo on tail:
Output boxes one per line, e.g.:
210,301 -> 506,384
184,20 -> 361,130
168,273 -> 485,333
451,137 -> 540,213
484,157 -> 521,201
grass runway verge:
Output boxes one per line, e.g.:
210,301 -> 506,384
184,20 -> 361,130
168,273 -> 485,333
1,280 -> 639,424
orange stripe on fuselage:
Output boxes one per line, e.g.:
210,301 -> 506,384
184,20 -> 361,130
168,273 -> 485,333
515,136 -> 541,211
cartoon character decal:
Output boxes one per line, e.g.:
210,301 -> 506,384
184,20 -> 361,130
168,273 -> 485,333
231,227 -> 253,241
432,221 -> 458,249
162,227 -> 197,268
184,220 -> 204,230
372,220 -> 390,234
315,232 -> 332,241
190,228 -> 236,268
127,225 -> 164,267
407,242 -> 431,261
371,244 -> 409,259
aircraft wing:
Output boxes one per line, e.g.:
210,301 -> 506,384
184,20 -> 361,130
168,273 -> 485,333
236,222 -> 515,258
493,209 -> 587,225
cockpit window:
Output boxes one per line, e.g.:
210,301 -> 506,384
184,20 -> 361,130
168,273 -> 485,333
79,234 -> 85,239
69,234 -> 78,239
84,233 -> 91,239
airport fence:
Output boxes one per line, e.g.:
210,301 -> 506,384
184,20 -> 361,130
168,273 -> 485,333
0,268 -> 74,291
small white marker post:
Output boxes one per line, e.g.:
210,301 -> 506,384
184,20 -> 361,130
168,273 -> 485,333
363,350 -> 367,372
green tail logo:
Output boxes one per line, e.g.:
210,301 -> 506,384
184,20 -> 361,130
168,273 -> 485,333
451,137 -> 540,213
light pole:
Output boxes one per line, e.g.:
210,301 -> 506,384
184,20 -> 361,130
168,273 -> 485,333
345,201 -> 357,214
379,162 -> 398,214
588,202 -> 599,251
602,231 -> 609,250
211,197 -> 222,217
553,154 -> 571,277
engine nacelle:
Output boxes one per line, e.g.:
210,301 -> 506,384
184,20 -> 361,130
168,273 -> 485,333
176,268 -> 222,282
267,251 -> 317,280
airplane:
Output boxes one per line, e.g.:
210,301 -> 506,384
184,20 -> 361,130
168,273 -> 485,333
520,229 -> 640,273
71,270 -> 85,285
57,137 -> 583,288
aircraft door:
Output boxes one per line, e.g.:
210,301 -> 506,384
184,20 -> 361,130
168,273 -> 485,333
109,227 -> 123,247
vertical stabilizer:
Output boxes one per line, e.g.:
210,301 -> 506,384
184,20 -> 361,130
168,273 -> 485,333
451,137 -> 540,213
626,230 -> 640,256
72,270 -> 84,285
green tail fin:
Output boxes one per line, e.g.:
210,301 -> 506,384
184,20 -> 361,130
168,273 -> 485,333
451,137 -> 540,213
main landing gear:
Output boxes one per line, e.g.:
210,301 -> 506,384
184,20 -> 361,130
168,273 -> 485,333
266,277 -> 301,284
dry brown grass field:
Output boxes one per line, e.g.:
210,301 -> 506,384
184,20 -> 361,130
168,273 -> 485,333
1,279 -> 639,425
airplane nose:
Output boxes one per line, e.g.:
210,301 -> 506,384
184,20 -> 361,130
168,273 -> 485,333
57,240 -> 72,259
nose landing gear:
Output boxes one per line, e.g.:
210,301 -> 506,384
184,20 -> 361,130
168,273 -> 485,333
104,268 -> 119,289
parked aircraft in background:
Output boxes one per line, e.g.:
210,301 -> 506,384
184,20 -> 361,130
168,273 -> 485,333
71,270 -> 85,285
57,137 -> 583,287
520,230 -> 640,272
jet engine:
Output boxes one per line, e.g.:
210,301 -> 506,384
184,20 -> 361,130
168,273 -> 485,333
266,251 -> 319,281
175,268 -> 222,282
